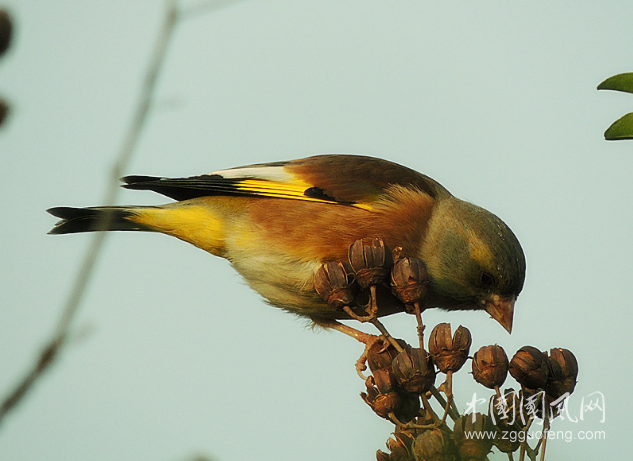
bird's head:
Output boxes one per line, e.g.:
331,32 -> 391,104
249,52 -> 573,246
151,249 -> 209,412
420,197 -> 526,333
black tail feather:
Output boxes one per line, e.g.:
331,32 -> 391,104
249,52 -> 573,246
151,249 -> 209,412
121,175 -> 164,186
47,207 -> 144,234
121,174 -> 242,201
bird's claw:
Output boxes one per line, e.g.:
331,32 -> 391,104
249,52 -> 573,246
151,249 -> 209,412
355,334 -> 390,379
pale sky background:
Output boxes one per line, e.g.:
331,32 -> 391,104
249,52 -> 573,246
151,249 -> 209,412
1,1 -> 632,460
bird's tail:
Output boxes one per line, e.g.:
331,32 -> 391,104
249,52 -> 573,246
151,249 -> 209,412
48,200 -> 229,256
47,206 -> 149,234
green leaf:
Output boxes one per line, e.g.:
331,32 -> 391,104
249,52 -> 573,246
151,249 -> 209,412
597,73 -> 633,94
604,112 -> 633,140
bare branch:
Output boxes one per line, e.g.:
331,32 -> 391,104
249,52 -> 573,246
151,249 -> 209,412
0,0 -> 178,426
179,0 -> 251,20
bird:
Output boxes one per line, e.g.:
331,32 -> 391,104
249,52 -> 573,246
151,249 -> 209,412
47,154 -> 526,334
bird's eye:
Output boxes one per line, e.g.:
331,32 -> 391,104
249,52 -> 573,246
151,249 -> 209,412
480,271 -> 496,288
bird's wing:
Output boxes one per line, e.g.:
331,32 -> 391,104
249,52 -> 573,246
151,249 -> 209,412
122,154 -> 449,209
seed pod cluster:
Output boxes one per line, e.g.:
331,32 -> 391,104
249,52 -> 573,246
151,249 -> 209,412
371,337 -> 579,461
314,239 -> 434,330
507,346 -> 578,420
361,342 -> 430,425
315,238 -> 397,314
312,240 -> 579,461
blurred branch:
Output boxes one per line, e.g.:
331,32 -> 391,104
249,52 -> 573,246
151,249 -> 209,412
54,0 -> 179,341
0,0 -> 179,426
0,9 -> 13,128
180,0 -> 251,19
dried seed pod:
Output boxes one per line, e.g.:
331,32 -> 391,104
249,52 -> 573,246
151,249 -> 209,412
377,430 -> 416,461
453,413 -> 495,461
509,346 -> 549,389
361,369 -> 402,419
394,391 -> 420,424
314,261 -> 356,309
0,10 -> 11,57
428,323 -> 472,373
348,238 -> 393,288
367,339 -> 407,372
373,368 -> 398,394
386,431 -> 415,461
390,257 -> 428,305
391,347 -> 436,394
472,345 -> 509,389
411,429 -> 456,461
545,348 -> 578,400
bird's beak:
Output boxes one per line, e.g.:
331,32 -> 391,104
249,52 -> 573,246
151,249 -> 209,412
485,294 -> 515,333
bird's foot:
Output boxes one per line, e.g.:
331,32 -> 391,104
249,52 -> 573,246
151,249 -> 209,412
354,334 -> 393,379
314,319 -> 396,379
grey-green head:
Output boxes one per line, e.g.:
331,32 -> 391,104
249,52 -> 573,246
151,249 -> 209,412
421,197 -> 526,333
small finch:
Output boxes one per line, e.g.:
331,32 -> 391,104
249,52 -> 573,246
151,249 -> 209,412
48,155 -> 525,333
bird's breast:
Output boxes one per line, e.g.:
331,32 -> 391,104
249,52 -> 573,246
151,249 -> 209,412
219,191 -> 435,318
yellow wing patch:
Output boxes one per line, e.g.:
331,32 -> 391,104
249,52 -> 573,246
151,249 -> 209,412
233,178 -> 374,210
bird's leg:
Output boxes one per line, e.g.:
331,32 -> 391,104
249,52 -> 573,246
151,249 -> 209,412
315,319 -> 388,379
318,318 -> 376,343
369,318 -> 404,353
